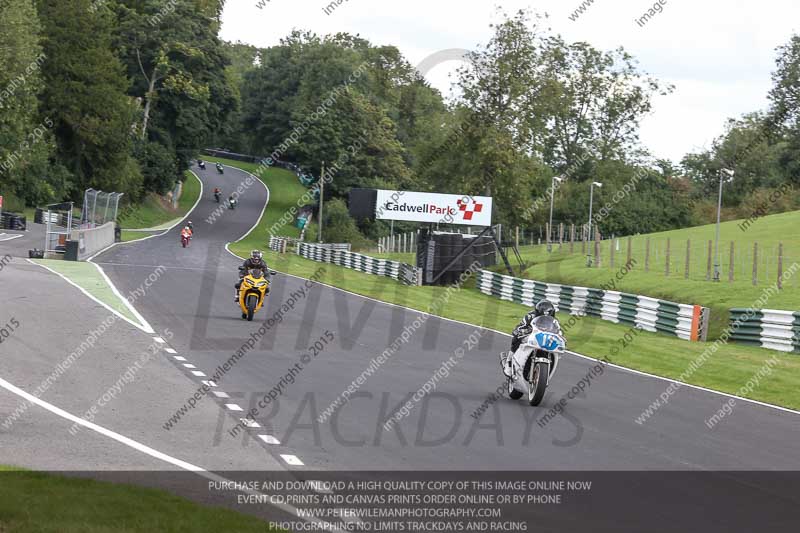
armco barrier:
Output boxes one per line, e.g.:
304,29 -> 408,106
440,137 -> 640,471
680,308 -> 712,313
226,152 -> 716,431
296,242 -> 421,286
69,221 -> 115,261
269,236 -> 288,253
269,237 -> 351,253
476,270 -> 710,342
729,308 -> 800,353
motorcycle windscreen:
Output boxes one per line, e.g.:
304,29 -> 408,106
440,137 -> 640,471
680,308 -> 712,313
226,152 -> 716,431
531,316 -> 564,351
249,269 -> 264,279
532,315 -> 559,333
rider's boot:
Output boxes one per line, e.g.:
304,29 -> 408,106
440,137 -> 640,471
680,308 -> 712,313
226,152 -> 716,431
500,352 -> 513,378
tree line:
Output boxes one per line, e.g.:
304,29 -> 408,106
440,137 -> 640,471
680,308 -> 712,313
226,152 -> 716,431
1,4 -> 797,241
0,0 -> 229,211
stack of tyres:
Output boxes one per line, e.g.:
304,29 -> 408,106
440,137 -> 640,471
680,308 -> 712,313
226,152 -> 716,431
0,212 -> 26,231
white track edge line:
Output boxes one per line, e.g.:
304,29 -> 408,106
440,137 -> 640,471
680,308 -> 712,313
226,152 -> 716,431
0,375 -> 343,533
25,258 -> 149,334
81,170 -> 206,333
222,242 -> 800,418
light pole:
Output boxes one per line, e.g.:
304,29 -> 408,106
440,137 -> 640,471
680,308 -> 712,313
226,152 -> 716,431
547,176 -> 563,252
713,168 -> 734,281
587,181 -> 603,266
317,161 -> 326,243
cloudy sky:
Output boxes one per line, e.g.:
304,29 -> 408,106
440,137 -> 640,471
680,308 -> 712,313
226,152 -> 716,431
220,0 -> 800,163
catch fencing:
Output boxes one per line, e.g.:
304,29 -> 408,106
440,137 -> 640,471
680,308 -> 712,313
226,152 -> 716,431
295,242 -> 421,286
80,189 -> 123,228
729,309 -> 800,353
476,270 -> 710,342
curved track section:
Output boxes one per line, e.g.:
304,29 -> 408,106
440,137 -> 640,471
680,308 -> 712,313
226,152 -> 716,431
93,164 -> 800,475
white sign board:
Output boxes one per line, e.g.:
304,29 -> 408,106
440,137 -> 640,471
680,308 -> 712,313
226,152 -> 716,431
375,190 -> 493,226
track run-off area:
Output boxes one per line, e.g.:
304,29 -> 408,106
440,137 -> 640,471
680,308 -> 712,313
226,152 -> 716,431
2,163 -> 799,530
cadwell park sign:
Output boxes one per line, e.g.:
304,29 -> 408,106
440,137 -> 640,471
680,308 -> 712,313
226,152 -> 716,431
375,190 -> 493,227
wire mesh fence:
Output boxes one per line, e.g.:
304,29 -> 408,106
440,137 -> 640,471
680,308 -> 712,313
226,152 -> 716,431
80,189 -> 123,228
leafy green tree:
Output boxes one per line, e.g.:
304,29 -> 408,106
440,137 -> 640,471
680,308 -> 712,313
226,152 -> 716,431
539,39 -> 671,169
0,0 -> 63,206
768,34 -> 800,182
36,0 -> 141,199
115,0 -> 237,173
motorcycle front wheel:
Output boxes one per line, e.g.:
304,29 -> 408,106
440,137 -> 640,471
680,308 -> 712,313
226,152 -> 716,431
508,379 -> 523,400
527,362 -> 549,406
246,295 -> 257,321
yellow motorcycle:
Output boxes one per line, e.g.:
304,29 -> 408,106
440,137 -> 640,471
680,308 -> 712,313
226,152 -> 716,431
238,268 -> 273,321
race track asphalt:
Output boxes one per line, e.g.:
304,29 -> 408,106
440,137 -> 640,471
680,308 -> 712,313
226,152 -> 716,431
93,164 -> 800,473
3,162 -> 800,530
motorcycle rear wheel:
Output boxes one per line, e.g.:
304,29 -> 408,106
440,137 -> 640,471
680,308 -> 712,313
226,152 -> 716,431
527,362 -> 549,406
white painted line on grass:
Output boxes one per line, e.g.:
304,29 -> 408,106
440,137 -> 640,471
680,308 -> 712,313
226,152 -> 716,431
224,167 -> 270,246
191,371 -> 206,377
174,356 -> 186,361
258,435 -> 281,445
240,419 -> 261,428
153,337 -> 165,344
201,380 -> 217,388
26,259 -> 151,334
88,171 -> 204,250
183,364 -> 196,369
89,260 -> 156,334
212,391 -> 230,398
164,348 -> 177,354
225,404 -> 244,412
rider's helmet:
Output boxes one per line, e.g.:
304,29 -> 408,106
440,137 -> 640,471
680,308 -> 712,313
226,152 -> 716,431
188,221 -> 193,226
533,300 -> 556,318
251,250 -> 263,261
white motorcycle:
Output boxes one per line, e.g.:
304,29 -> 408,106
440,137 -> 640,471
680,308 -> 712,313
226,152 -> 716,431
502,315 -> 566,406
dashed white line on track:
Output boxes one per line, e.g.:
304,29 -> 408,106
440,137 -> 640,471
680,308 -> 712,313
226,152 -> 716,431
280,454 -> 304,466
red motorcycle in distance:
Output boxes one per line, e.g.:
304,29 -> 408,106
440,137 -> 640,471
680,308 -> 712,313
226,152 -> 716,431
180,228 -> 192,248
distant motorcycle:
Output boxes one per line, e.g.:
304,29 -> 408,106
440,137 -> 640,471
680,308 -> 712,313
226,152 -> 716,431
502,315 -> 566,406
214,190 -> 221,203
228,198 -> 238,210
181,233 -> 191,248
216,163 -> 224,174
198,160 -> 206,170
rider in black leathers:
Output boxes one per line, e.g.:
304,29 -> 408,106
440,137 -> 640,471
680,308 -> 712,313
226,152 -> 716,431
503,300 -> 559,377
235,250 -> 269,302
